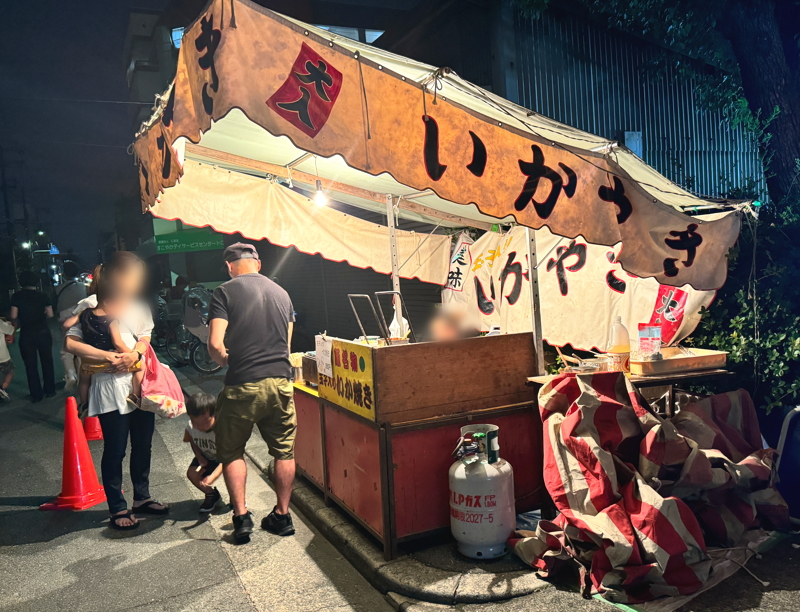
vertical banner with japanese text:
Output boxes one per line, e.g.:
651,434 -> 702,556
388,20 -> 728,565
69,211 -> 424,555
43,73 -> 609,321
318,339 -> 375,420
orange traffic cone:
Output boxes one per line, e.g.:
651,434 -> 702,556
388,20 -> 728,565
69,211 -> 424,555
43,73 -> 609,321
83,415 -> 103,441
40,397 -> 106,511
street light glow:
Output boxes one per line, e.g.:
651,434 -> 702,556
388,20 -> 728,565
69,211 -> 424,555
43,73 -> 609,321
21,242 -> 31,249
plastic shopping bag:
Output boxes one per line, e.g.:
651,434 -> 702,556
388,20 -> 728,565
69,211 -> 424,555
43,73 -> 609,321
139,344 -> 186,418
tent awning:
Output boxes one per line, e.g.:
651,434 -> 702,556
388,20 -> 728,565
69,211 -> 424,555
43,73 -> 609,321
134,0 -> 742,291
152,158 -> 452,284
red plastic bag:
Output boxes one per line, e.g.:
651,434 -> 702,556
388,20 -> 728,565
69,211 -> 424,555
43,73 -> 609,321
139,344 -> 186,418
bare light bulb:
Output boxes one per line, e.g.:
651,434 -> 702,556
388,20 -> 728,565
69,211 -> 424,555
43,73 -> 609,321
314,179 -> 327,207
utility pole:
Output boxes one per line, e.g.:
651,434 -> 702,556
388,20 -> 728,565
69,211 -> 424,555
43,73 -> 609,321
0,146 -> 13,238
20,187 -> 30,243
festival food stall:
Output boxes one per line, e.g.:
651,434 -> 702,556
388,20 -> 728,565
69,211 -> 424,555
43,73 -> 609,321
131,0 -> 755,574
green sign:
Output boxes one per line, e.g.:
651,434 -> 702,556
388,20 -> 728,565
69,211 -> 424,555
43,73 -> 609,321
155,228 -> 224,254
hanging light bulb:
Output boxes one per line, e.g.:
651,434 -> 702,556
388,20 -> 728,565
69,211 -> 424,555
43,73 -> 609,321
314,179 -> 327,207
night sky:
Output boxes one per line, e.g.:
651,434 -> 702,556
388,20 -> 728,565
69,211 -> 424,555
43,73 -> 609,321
1,0 -> 167,267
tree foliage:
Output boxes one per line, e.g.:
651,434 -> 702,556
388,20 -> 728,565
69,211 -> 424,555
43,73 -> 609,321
688,198 -> 800,412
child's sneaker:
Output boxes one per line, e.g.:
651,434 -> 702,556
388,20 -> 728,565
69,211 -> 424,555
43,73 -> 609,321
0,388 -> 9,402
199,488 -> 222,513
261,507 -> 295,536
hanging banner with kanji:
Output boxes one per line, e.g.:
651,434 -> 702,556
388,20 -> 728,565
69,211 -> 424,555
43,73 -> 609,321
133,0 -> 741,291
442,227 -> 715,350
318,339 -> 375,420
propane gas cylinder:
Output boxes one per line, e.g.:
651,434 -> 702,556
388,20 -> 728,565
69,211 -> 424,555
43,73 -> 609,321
448,424 -> 515,559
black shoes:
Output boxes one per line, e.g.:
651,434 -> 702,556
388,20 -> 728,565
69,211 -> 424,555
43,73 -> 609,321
261,507 -> 295,536
231,507 -> 294,543
232,511 -> 254,544
199,488 -> 222,513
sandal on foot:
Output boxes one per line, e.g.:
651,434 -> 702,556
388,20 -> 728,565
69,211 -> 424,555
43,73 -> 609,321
133,500 -> 169,515
109,511 -> 139,531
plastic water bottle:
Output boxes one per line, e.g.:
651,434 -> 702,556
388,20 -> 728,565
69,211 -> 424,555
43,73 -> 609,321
607,316 -> 630,372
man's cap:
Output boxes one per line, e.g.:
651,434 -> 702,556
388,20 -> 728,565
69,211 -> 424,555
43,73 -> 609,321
223,242 -> 260,263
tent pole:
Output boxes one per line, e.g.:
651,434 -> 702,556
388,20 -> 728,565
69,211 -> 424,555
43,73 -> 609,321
386,194 -> 405,337
526,227 -> 546,375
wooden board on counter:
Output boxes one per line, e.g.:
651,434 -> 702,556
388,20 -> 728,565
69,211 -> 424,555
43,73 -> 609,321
527,368 -> 732,389
373,333 -> 536,423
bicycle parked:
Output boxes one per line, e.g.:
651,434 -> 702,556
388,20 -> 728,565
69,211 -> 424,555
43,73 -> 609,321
164,287 -> 222,375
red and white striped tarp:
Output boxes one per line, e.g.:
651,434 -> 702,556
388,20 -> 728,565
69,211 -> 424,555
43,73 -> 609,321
510,372 -> 788,604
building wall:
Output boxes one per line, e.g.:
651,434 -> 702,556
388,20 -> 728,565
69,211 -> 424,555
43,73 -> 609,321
512,8 -> 764,198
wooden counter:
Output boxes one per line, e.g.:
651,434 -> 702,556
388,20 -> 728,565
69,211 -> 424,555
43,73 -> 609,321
318,333 -> 537,423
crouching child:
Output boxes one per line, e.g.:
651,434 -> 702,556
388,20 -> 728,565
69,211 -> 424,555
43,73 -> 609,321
184,392 -> 226,513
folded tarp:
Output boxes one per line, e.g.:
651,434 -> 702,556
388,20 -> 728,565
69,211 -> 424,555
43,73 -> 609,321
150,159 -> 452,284
510,373 -> 789,603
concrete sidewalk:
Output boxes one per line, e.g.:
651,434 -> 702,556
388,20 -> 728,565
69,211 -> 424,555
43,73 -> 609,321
0,337 -> 392,612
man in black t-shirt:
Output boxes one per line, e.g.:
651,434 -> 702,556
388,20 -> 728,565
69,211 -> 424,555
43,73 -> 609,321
10,270 -> 56,402
208,243 -> 297,544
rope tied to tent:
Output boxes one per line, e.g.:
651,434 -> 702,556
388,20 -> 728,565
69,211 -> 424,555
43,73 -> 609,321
357,59 -> 372,155
421,67 -> 450,119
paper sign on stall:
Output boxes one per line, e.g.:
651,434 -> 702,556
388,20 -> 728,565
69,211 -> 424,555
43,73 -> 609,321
315,335 -> 333,378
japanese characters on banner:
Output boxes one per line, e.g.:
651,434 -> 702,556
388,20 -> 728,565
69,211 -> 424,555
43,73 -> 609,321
134,0 -> 740,292
318,339 -> 375,420
443,227 -> 715,351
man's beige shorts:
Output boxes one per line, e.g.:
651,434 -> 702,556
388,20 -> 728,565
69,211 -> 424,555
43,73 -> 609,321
215,377 -> 297,464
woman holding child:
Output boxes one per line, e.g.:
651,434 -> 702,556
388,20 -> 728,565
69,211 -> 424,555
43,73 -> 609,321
65,251 -> 169,530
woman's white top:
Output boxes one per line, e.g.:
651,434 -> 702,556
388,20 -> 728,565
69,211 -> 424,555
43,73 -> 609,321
67,297 -> 154,417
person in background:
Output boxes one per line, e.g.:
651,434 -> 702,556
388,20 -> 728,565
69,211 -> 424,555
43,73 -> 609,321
168,276 -> 188,301
208,243 -> 297,544
183,392 -> 225,513
55,261 -> 87,390
0,317 -> 15,401
10,270 -> 55,403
